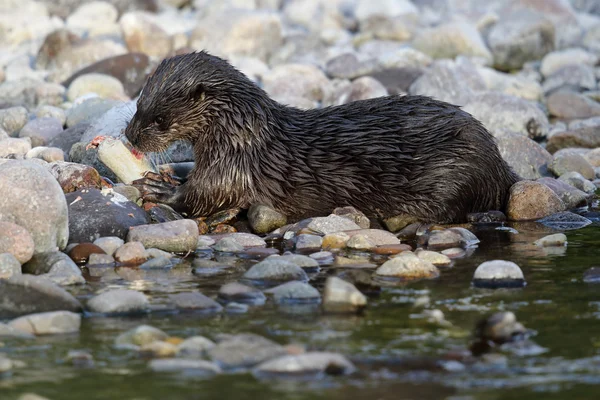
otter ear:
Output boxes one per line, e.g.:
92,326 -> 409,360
190,84 -> 207,101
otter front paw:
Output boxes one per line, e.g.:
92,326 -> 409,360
132,171 -> 181,207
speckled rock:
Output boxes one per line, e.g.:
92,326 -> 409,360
218,282 -> 266,305
346,234 -> 375,250
212,237 -> 244,253
547,126 -> 600,153
208,333 -> 287,369
243,258 -> 308,284
507,181 -> 566,220
415,249 -> 451,267
114,241 -> 147,264
473,260 -> 526,288
0,161 -> 69,253
0,253 -> 22,279
254,352 -> 355,377
547,91 -> 600,120
8,311 -> 81,335
322,276 -> 367,313
263,63 -> 329,104
127,219 -> 199,253
427,230 -> 463,250
375,252 -> 440,281
0,221 -> 35,264
87,289 -> 149,314
549,152 -> 595,180
538,177 -> 591,209
0,137 -> 32,157
48,161 -> 102,193
496,132 -> 553,179
534,233 -> 567,247
92,236 -> 124,256
266,281 -> 320,304
169,292 -> 223,313
18,117 -> 63,147
0,106 -> 28,136
22,251 -> 85,286
248,204 -> 287,234
322,232 -> 350,250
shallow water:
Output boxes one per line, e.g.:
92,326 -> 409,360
2,219 -> 600,400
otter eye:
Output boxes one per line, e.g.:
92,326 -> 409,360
155,116 -> 165,126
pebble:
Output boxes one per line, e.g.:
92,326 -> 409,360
212,237 -> 245,253
472,260 -> 526,288
346,234 -> 376,250
169,292 -> 223,313
309,251 -> 335,264
8,311 -> 81,335
0,221 -> 35,264
441,248 -> 467,258
373,244 -> 412,255
47,161 -> 102,192
247,204 -> 287,234
208,333 -> 287,369
538,177 -> 590,209
542,64 -> 597,94
0,137 -> 32,158
127,219 -> 199,253
534,233 -> 568,247
254,352 -> 355,377
177,336 -> 216,358
322,276 -> 367,313
35,105 -> 67,125
140,340 -> 179,358
506,181 -> 566,221
547,91 -> 600,120
0,357 -> 13,373
549,152 -> 595,180
149,358 -> 222,376
115,325 -> 169,349
583,267 -> 600,283
114,241 -> 147,265
496,132 -> 553,179
120,12 -> 173,59
67,243 -> 106,264
87,289 -> 149,314
87,253 -> 115,266
225,302 -> 249,313
0,253 -> 22,279
67,73 -> 127,101
427,230 -> 463,250
18,117 -> 64,147
266,281 -> 321,304
540,48 -> 598,77
415,249 -> 452,267
322,232 -> 350,249
243,258 -> 308,284
22,251 -> 85,285
0,106 -> 28,136
26,146 -> 65,162
375,252 -> 440,281
197,235 -> 216,249
93,236 -> 124,256
558,172 -> 597,194
345,229 -> 401,246
65,97 -> 121,128
276,254 -> 320,270
302,214 -> 362,235
65,350 -> 94,368
295,234 -> 323,250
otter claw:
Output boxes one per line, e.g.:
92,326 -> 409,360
131,177 -> 177,205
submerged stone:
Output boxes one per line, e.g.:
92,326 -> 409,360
472,260 -> 526,288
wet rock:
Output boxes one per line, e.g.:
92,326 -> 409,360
92,236 -> 124,256
558,172 -> 597,194
488,10 -> 555,71
18,117 -> 63,147
266,281 -> 320,304
169,292 -> 223,313
542,64 -> 597,95
295,234 -> 323,250
277,254 -> 319,271
66,188 -> 150,243
8,311 -> 81,335
549,152 -> 595,180
225,302 -> 249,314
583,267 -> 600,283
140,340 -> 178,357
462,92 -> 548,139
345,229 -> 401,246
475,311 -> 528,344
322,276 -> 367,313
332,206 -> 370,229
48,161 -> 102,192
120,12 -> 172,59
447,227 -> 481,247
415,249 -> 451,267
248,204 -> 287,234
254,352 -> 355,377
67,243 -> 106,264
547,91 -> 600,119
0,106 -> 28,136
346,234 -> 375,251
0,275 -> 82,318
496,132 -> 552,179
0,322 -> 33,338
0,161 -> 69,253
23,251 -> 85,286
218,282 -> 266,305
243,258 -> 308,284
208,333 -> 287,369
536,211 -> 592,230
127,219 -> 199,253
0,253 -> 21,279
547,127 -> 600,153
383,214 -> 421,232
190,10 -> 282,62
375,252 -> 440,281
177,336 -> 216,358
67,73 -> 127,101
87,253 -> 115,266
65,97 -> 121,128
309,251 -> 334,264
114,241 -> 147,265
322,232 -> 350,250
467,211 -> 507,223
427,230 -> 462,250
373,244 -> 412,255
0,138 -> 32,158
507,181 -> 565,221
534,233 -> 567,247
472,260 -> 526,288
442,247 -> 466,258
212,237 -> 244,253
244,247 -> 279,258
148,358 -> 221,375
537,177 -> 590,209
413,22 -> 492,64
115,325 -> 168,349
0,221 -> 35,264
87,289 -> 149,314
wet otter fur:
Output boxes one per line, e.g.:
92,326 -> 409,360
125,51 -> 519,224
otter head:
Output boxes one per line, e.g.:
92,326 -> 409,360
125,51 -> 269,153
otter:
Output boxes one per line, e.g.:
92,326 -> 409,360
125,51 -> 519,224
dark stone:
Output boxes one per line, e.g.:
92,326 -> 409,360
47,123 -> 89,160
68,243 -> 106,264
536,211 -> 593,230
583,267 -> 600,283
496,132 -> 552,179
62,53 -> 152,97
369,67 -> 424,95
546,126 -> 600,153
66,188 -> 150,243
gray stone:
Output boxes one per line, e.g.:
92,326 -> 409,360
212,237 -> 245,253
462,92 -> 548,139
18,117 -> 64,147
218,282 -> 266,305
558,172 -> 597,194
473,260 -> 525,288
295,234 -> 323,250
0,161 -> 69,253
0,221 -> 35,264
92,236 -> 124,256
332,206 -> 370,229
87,289 -> 149,314
549,152 -> 595,179
346,234 -> 375,250
542,64 -> 597,94
496,132 -> 552,179
127,220 -> 199,253
0,253 -> 22,279
276,254 -> 319,270
87,253 -> 115,266
22,251 -> 85,285
8,311 -> 81,335
169,292 -> 223,312
322,276 -> 367,313
534,233 -> 567,247
67,73 -> 127,101
547,91 -> 600,120
375,252 -> 440,280
263,63 -> 329,104
65,97 -> 121,128
507,181 -> 566,220
415,249 -> 451,267
0,137 -> 32,157
149,359 -> 221,375
345,229 -> 401,246
35,105 -> 67,125
427,230 -> 462,250
27,146 -> 65,162
120,12 -> 172,59
0,322 -> 34,338
248,204 -> 287,234
254,352 -> 355,377
0,106 -> 28,136
216,233 -> 266,248
114,241 -> 147,264
266,281 -> 320,304
208,333 -> 287,369
537,211 -> 593,230
115,325 -> 168,349
177,336 -> 216,358
243,258 -> 308,284
540,48 -> 598,77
